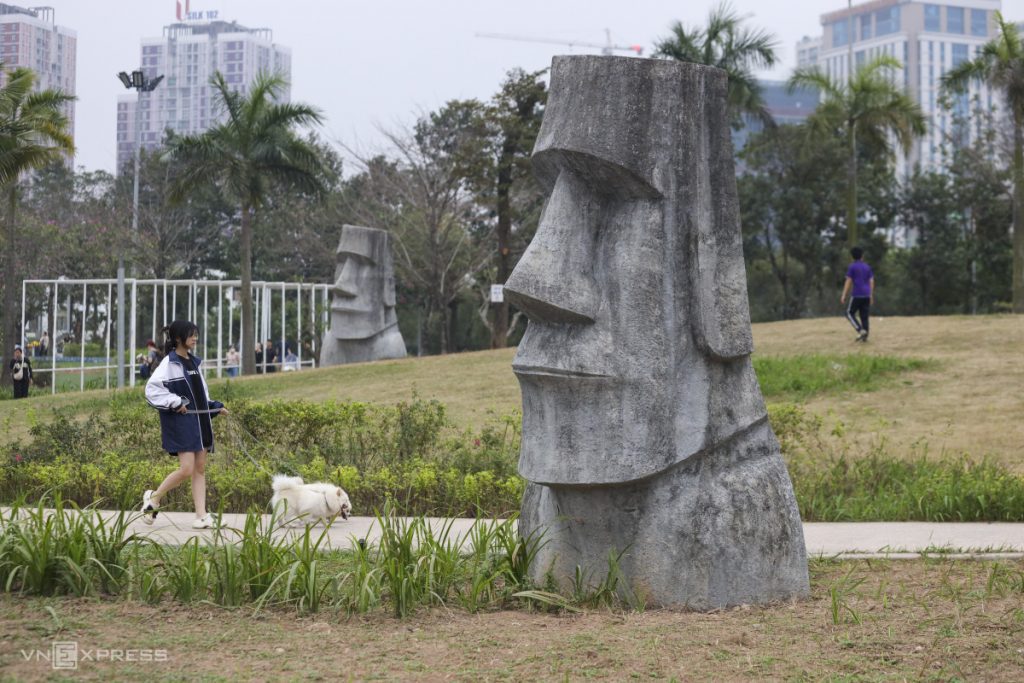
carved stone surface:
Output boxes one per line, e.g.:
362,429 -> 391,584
504,55 -> 809,609
320,225 -> 407,366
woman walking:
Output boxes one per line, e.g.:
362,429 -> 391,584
142,320 -> 228,529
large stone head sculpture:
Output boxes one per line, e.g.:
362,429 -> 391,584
505,55 -> 762,486
505,56 -> 807,609
320,225 -> 407,366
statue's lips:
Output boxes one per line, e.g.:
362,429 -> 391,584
512,364 -> 612,380
330,304 -> 373,313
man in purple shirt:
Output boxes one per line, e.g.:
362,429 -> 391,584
840,246 -> 874,342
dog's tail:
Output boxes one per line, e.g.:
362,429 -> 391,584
271,474 -> 305,493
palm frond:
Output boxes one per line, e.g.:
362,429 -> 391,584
654,1 -> 779,122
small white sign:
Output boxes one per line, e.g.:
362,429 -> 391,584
490,284 -> 504,303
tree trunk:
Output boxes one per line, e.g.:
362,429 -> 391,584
847,122 -> 859,248
491,141 -> 515,349
416,306 -> 423,357
439,294 -> 450,355
1013,108 -> 1024,313
448,298 -> 459,353
240,203 -> 256,375
0,185 -> 17,388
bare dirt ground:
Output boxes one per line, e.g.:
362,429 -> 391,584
1,559 -> 1022,682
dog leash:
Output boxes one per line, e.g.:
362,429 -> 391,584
221,413 -> 284,478
154,398 -> 281,477
157,396 -> 224,415
152,401 -> 280,475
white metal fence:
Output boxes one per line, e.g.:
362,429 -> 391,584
21,278 -> 332,394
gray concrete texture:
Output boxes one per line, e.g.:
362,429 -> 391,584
504,55 -> 808,609
320,224 -> 407,366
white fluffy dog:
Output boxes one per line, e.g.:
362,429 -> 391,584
270,475 -> 352,526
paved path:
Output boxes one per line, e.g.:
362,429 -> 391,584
4,508 -> 1023,559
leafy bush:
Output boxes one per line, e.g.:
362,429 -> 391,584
4,393 -> 1024,522
1,395 -> 522,517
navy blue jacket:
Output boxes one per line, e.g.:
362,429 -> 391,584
144,351 -> 224,453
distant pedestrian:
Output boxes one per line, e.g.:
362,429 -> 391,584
39,331 -> 49,357
254,342 -> 263,374
9,345 -> 31,398
145,339 -> 163,375
136,353 -> 151,379
225,345 -> 240,377
841,246 -> 875,342
283,347 -> 298,372
263,339 -> 278,373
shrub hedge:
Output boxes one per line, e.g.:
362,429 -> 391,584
3,396 -> 1024,522
2,394 -> 523,517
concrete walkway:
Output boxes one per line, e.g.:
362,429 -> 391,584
5,508 -> 1023,559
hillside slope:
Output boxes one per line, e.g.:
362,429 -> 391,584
2,315 -> 1021,467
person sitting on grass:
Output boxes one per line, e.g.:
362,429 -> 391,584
142,319 -> 228,529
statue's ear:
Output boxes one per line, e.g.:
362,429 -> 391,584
382,234 -> 397,308
691,85 -> 754,361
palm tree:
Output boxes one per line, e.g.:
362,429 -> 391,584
166,72 -> 327,375
653,1 -> 779,126
0,65 -> 74,388
942,11 -> 1024,312
788,56 -> 926,248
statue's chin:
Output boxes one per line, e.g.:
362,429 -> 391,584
516,376 -> 688,486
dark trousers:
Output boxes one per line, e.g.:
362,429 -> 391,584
13,380 -> 29,399
845,297 -> 870,336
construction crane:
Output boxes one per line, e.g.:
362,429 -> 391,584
476,29 -> 643,56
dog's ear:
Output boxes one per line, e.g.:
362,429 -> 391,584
336,488 -> 342,498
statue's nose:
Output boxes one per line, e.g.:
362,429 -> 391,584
333,259 -> 360,297
504,173 -> 599,325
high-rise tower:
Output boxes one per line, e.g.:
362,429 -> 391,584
116,12 -> 291,172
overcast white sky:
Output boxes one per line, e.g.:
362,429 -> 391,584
37,0 -> 1024,173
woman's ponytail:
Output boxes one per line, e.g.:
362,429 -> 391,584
161,325 -> 173,357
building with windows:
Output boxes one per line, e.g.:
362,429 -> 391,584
733,80 -> 820,152
0,4 -> 76,145
804,0 -> 999,173
116,18 -> 291,172
796,36 -> 822,69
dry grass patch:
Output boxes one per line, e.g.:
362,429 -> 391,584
1,559 -> 1022,681
753,315 -> 1024,472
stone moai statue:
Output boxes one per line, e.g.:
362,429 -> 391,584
504,56 -> 809,609
320,225 -> 407,366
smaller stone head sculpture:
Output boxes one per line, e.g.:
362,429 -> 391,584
331,225 -> 398,340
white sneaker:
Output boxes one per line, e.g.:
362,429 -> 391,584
191,513 -> 216,529
140,490 -> 159,525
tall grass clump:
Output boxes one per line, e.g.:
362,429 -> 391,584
754,354 -> 931,401
775,403 -> 1024,522
237,506 -> 290,603
0,498 -> 650,617
279,525 -> 333,613
0,494 -> 143,597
